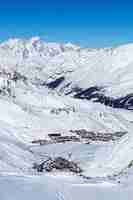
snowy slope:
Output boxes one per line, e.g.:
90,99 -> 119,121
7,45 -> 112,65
2,174 -> 133,200
0,38 -> 133,171
0,38 -> 133,199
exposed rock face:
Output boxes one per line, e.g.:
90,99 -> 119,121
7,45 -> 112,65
46,76 -> 65,89
11,71 -> 27,82
73,86 -> 133,110
33,157 -> 82,174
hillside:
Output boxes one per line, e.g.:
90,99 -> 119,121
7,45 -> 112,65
0,38 -> 133,199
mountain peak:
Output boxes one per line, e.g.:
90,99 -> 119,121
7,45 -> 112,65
30,36 -> 41,43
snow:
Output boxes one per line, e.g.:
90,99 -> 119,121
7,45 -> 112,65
0,38 -> 133,199
0,175 -> 133,200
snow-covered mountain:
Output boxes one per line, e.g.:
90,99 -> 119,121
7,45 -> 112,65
1,37 -> 133,108
1,37 -> 133,199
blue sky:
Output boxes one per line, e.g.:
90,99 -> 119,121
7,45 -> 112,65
0,0 -> 133,47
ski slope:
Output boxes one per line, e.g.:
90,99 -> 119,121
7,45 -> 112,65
0,38 -> 133,199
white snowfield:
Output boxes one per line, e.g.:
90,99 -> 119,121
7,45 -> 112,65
0,37 -> 133,199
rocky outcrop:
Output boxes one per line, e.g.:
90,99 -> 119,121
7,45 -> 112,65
45,76 -> 65,89
33,157 -> 82,173
73,86 -> 133,110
